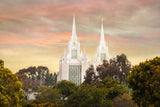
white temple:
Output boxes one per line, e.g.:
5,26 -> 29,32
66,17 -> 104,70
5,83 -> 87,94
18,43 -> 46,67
92,18 -> 110,67
57,15 -> 89,85
57,16 -> 110,85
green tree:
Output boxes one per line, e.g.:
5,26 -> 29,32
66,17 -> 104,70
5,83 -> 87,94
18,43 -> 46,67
45,72 -> 57,86
96,54 -> 131,84
65,85 -> 113,107
16,73 -> 32,91
37,66 -> 49,80
65,78 -> 125,107
35,88 -> 61,103
31,102 -> 60,107
128,57 -> 160,107
54,80 -> 77,103
96,78 -> 125,100
16,66 -> 56,91
17,66 -> 49,82
83,65 -> 95,84
113,93 -> 137,107
0,59 -> 26,107
116,54 -> 131,84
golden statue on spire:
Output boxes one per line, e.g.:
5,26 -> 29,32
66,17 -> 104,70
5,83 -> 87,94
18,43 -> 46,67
101,18 -> 103,22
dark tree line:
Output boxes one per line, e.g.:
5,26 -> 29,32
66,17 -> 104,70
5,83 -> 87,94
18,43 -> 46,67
84,54 -> 131,84
16,66 -> 57,91
17,66 -> 49,80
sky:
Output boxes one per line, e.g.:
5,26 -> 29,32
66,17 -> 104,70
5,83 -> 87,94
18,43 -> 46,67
0,0 -> 160,74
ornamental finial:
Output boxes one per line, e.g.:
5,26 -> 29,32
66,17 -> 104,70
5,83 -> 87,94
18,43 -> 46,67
101,18 -> 103,22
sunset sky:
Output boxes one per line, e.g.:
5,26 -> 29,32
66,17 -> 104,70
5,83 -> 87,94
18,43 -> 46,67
0,0 -> 160,73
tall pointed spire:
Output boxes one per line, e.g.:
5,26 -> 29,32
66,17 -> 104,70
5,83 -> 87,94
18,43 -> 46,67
71,14 -> 77,40
100,18 -> 105,44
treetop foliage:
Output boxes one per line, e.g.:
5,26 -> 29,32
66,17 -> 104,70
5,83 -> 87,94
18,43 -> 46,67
128,56 -> 160,107
65,78 -> 126,107
0,59 -> 4,68
84,54 -> 131,85
16,66 -> 57,91
35,88 -> 61,103
113,93 -> 137,107
16,66 -> 49,79
54,80 -> 77,103
0,59 -> 26,107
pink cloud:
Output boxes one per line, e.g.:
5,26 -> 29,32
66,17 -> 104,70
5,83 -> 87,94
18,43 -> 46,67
0,0 -> 156,22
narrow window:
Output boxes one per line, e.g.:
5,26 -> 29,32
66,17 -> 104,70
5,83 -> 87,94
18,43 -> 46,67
72,50 -> 77,59
101,53 -> 106,61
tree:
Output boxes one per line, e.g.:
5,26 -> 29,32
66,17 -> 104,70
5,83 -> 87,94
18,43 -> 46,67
83,65 -> 95,84
0,59 -> 4,68
65,84 -> 113,107
17,66 -> 49,82
96,78 -> 125,100
16,66 -> 56,91
16,73 -> 32,91
54,80 -> 77,103
37,66 -> 49,80
113,93 -> 137,107
35,88 -> 61,103
96,54 -> 131,84
128,57 -> 160,107
45,72 -> 57,86
96,60 -> 112,80
31,102 -> 60,107
116,54 -> 131,84
0,59 -> 26,107
65,78 -> 125,107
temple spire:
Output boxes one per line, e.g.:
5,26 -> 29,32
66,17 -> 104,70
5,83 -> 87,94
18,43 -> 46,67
100,18 -> 105,44
71,14 -> 77,40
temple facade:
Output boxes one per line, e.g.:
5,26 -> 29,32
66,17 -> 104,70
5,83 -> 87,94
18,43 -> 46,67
57,16 -> 89,85
57,16 -> 110,85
